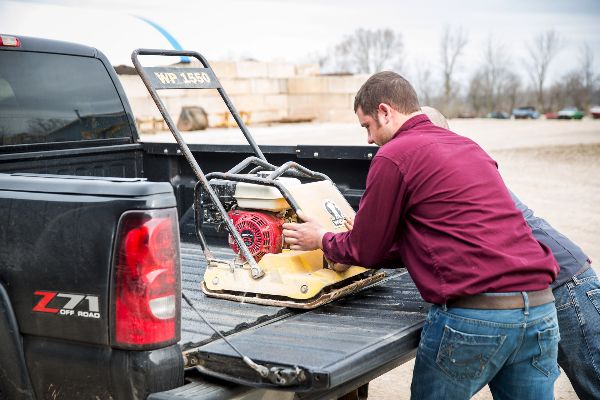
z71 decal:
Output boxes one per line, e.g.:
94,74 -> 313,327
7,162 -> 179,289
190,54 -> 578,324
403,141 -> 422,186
33,291 -> 100,319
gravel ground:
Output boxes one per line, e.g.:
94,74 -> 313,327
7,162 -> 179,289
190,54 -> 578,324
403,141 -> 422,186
142,118 -> 600,399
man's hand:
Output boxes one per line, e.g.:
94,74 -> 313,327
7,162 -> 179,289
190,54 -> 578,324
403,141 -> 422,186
283,210 -> 328,251
344,216 -> 355,230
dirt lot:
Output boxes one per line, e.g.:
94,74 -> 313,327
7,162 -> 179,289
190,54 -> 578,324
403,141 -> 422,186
142,118 -> 600,399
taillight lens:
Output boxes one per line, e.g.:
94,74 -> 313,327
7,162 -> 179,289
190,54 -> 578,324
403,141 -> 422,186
112,208 -> 180,349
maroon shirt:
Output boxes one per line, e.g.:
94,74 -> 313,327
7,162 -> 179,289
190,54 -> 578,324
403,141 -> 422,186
322,114 -> 559,304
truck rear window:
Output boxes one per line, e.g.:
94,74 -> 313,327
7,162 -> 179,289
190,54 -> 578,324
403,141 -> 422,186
0,51 -> 133,147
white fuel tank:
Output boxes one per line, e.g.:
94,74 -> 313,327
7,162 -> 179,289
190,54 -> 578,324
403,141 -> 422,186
234,175 -> 301,211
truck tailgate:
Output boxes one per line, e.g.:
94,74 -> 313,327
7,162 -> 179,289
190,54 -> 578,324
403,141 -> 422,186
179,241 -> 428,392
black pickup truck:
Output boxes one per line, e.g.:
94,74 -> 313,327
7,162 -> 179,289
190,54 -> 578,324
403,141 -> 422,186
0,34 -> 427,400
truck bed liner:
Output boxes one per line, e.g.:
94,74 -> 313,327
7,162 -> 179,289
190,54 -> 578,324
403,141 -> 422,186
180,241 -> 293,349
179,241 -> 428,391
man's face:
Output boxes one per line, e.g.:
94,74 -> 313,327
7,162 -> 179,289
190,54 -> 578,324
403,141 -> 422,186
356,106 -> 388,146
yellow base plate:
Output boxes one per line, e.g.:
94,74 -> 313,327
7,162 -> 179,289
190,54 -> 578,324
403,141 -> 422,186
202,249 -> 386,309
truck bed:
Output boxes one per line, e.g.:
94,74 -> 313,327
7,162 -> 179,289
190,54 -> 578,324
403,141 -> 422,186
179,241 -> 292,349
178,240 -> 429,393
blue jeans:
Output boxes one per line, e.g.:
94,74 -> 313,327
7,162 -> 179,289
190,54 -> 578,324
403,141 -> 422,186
411,296 -> 560,400
554,265 -> 600,399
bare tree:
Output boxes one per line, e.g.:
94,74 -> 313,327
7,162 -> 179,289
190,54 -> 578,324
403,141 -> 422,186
502,72 -> 522,114
466,36 -> 522,116
525,30 -> 561,112
467,70 -> 486,116
440,25 -> 468,108
481,36 -> 504,111
579,43 -> 596,112
415,63 -> 435,106
328,28 -> 404,74
546,46 -> 597,113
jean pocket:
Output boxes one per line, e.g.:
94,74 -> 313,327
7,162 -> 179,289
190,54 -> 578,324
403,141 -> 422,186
435,325 -> 506,381
587,289 -> 600,315
532,326 -> 560,376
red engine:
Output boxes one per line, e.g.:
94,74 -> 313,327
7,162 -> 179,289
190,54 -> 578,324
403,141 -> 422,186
227,210 -> 284,261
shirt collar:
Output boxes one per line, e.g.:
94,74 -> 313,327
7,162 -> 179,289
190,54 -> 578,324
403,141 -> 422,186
392,114 -> 432,140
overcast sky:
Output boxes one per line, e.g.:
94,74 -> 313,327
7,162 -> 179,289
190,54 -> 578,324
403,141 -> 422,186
2,0 -> 599,87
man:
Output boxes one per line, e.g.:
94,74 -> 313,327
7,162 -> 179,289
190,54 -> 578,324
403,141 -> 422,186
422,105 -> 600,399
282,71 -> 560,399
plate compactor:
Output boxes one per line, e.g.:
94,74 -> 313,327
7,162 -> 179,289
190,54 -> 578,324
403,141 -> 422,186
133,49 -> 384,309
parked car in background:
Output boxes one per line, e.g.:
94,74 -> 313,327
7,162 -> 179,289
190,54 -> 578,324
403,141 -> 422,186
486,111 -> 510,119
590,105 -> 600,119
545,112 -> 559,119
558,106 -> 584,120
512,106 -> 540,119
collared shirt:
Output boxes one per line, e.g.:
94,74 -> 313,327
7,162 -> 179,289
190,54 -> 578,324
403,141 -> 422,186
510,191 -> 590,288
322,114 -> 559,304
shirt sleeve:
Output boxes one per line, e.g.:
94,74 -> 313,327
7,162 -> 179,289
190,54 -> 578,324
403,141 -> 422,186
322,156 -> 408,268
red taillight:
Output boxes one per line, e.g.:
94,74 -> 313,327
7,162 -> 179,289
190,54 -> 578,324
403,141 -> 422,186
112,209 -> 180,349
0,35 -> 21,47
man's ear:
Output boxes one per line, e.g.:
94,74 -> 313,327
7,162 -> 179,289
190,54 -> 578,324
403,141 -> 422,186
378,103 -> 392,123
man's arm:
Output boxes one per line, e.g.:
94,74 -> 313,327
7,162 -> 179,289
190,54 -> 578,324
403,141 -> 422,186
284,156 -> 407,267
321,156 -> 408,267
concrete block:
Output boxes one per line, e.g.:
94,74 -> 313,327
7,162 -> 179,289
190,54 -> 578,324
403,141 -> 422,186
325,108 -> 359,123
264,94 -> 288,111
250,79 -> 286,94
159,89 -> 188,98
185,94 -> 229,114
295,63 -> 321,76
220,78 -> 252,95
286,107 -> 319,121
286,75 -> 365,95
326,75 -> 367,94
184,90 -> 220,101
210,61 -> 238,78
236,61 -> 269,78
118,75 -> 150,98
267,62 -> 296,78
229,94 -> 266,111
287,94 -> 352,109
128,97 -> 162,119
287,77 -> 328,94
162,97 -> 185,122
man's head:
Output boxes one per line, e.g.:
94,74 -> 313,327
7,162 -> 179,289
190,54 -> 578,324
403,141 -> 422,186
354,71 -> 421,146
421,106 -> 449,129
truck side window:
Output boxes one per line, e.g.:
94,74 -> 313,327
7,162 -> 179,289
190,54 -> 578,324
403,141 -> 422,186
0,51 -> 133,147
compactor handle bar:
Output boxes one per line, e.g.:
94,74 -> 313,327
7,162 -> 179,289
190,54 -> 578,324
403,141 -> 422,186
131,49 -> 266,161
132,49 -> 335,280
132,49 -> 266,278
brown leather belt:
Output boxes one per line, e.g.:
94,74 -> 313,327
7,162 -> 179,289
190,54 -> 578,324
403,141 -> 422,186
447,287 -> 554,309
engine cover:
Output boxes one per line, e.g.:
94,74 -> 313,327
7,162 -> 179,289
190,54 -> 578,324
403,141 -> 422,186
227,210 -> 284,261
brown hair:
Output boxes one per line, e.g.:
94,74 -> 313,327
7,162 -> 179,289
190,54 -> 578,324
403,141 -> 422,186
354,71 -> 420,118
